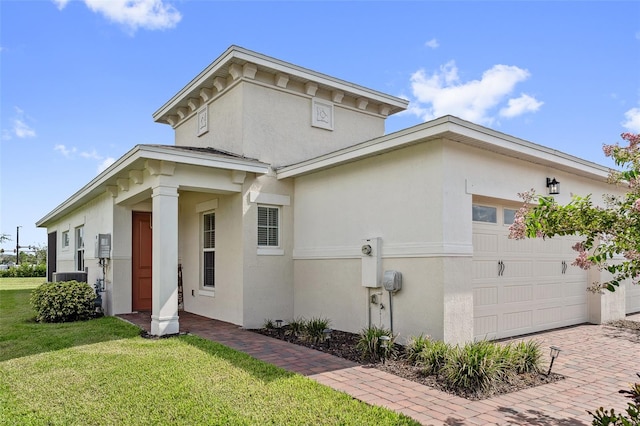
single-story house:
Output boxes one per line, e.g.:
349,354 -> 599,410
37,46 -> 640,344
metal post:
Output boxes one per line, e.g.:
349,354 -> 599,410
15,226 -> 20,266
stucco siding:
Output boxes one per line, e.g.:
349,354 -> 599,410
178,191 -> 244,325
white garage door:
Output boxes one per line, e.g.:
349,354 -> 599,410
472,202 -> 589,340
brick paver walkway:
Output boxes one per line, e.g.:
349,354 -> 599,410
119,312 -> 640,425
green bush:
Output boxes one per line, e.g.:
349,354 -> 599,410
419,339 -> 452,375
589,376 -> 640,425
508,340 -> 542,374
357,325 -> 396,363
286,317 -> 306,338
304,316 -> 331,345
405,334 -> 431,364
0,263 -> 46,278
30,280 -> 96,323
442,340 -> 510,394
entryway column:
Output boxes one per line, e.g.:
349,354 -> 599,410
151,183 -> 180,336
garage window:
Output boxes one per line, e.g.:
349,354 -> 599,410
503,208 -> 517,225
472,205 -> 497,223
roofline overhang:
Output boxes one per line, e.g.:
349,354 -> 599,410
276,115 -> 612,181
152,45 -> 409,123
36,145 -> 269,227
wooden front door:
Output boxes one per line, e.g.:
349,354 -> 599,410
132,211 -> 152,311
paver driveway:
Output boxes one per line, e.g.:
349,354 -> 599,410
119,312 -> 640,425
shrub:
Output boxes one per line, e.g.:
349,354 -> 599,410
30,281 -> 96,323
0,263 -> 46,278
442,340 -> 509,394
356,325 -> 396,363
304,316 -> 331,345
405,334 -> 431,364
263,319 -> 275,329
286,317 -> 306,338
509,340 -> 542,374
419,339 -> 452,375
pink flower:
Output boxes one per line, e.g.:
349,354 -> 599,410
572,250 -> 592,270
633,198 -> 640,212
602,144 -> 615,157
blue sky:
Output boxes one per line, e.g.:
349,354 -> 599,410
1,0 -> 639,250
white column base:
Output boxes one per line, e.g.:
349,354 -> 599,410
151,314 -> 180,336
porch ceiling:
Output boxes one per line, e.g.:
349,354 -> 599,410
37,144 -> 269,227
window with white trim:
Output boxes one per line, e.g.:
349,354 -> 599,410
75,226 -> 84,271
202,212 -> 215,288
257,206 -> 279,247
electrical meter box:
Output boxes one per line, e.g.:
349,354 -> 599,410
361,237 -> 381,288
95,234 -> 111,259
383,270 -> 402,292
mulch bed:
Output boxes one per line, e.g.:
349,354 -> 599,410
251,327 -> 564,400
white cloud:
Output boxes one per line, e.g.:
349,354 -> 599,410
622,107 -> 640,133
80,149 -> 101,160
6,107 -> 37,139
54,144 -> 77,157
425,39 -> 439,49
60,0 -> 182,32
97,157 -> 116,174
52,0 -> 70,10
55,144 -> 113,174
408,61 -> 541,125
499,94 -> 544,118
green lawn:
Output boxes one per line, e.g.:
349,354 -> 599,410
0,277 -> 418,425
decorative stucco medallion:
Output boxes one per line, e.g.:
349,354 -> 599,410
197,106 -> 208,136
311,98 -> 334,131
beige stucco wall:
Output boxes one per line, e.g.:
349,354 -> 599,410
174,79 -> 385,167
292,141 -> 471,343
241,173 -> 294,329
179,191 -> 245,325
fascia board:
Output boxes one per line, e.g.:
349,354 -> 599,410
153,46 -> 408,121
37,145 -> 269,227
277,116 -> 611,180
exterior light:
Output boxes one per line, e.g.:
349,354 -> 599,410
275,319 -> 283,328
547,346 -> 561,375
323,328 -> 332,348
379,335 -> 391,364
546,178 -> 560,195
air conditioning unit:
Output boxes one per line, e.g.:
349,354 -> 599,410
52,272 -> 88,283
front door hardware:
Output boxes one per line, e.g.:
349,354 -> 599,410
561,260 -> 567,274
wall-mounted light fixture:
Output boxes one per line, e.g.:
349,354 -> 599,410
546,177 -> 560,195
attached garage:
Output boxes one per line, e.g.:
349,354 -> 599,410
472,200 -> 589,340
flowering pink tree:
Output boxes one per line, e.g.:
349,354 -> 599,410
509,132 -> 640,292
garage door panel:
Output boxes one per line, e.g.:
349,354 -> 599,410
534,282 -> 563,300
534,261 -> 563,278
473,232 -> 499,254
501,261 -> 533,278
474,315 -> 497,339
474,287 -> 498,306
500,236 -> 535,254
502,285 -> 533,304
502,311 -> 532,331
627,281 -> 640,313
473,261 -> 498,279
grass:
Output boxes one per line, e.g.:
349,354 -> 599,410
0,278 -> 418,425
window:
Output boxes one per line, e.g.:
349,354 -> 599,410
62,231 -> 69,248
203,212 -> 215,288
503,208 -> 517,225
75,226 -> 84,271
472,205 -> 497,223
257,206 -> 279,247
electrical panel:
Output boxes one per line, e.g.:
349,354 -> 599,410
383,270 -> 402,292
361,237 -> 381,288
95,234 -> 111,259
